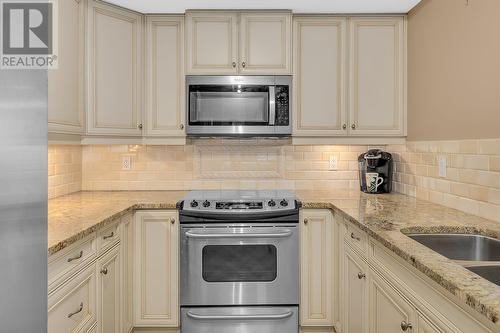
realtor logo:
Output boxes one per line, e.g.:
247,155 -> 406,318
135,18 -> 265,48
1,0 -> 58,69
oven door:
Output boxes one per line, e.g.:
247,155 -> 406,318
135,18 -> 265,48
180,224 -> 299,306
181,306 -> 298,333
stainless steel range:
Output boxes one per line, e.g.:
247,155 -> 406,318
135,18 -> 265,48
178,190 -> 300,333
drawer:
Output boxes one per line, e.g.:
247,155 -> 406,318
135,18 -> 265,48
49,237 -> 97,292
48,263 -> 97,333
344,222 -> 368,255
97,221 -> 120,254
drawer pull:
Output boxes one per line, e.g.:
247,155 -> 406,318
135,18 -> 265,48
401,321 -> 413,331
357,272 -> 366,279
100,267 -> 108,275
67,250 -> 83,262
351,232 -> 361,241
67,302 -> 83,318
103,231 -> 114,240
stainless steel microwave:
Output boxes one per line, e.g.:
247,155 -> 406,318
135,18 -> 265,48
186,76 -> 292,136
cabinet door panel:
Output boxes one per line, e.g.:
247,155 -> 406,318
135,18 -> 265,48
240,13 -> 291,74
134,211 -> 179,327
349,17 -> 405,136
369,271 -> 415,333
97,246 -> 120,333
87,1 -> 143,135
120,214 -> 134,333
300,209 -> 335,326
293,17 -> 347,136
186,12 -> 238,74
343,246 -> 368,333
145,16 -> 185,137
48,0 -> 84,134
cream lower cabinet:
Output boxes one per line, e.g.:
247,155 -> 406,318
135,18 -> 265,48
97,245 -> 121,333
133,211 -> 179,327
120,214 -> 134,333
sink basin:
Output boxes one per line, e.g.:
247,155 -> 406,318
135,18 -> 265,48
407,234 -> 500,261
467,266 -> 500,286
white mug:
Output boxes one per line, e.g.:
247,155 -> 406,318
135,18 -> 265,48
365,173 -> 384,193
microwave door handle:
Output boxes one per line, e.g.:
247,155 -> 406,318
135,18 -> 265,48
268,86 -> 276,125
185,230 -> 292,239
186,310 -> 293,321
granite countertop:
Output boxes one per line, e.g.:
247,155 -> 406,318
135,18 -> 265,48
48,190 -> 500,327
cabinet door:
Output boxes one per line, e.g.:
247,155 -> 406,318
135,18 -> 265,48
300,209 -> 335,326
134,211 -> 179,327
97,246 -> 121,333
87,1 -> 143,136
239,12 -> 291,74
342,246 -> 368,333
145,16 -> 185,137
120,214 -> 134,333
369,270 -> 415,333
185,12 -> 238,74
348,17 -> 406,136
293,17 -> 347,136
48,0 -> 84,134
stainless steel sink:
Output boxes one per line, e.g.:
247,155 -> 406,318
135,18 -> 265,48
407,233 -> 500,261
466,266 -> 500,286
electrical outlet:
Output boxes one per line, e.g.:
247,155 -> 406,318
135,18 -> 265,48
329,155 -> 338,171
438,155 -> 447,177
122,156 -> 131,170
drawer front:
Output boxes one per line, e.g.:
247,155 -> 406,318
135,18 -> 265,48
49,237 -> 97,292
48,264 -> 97,333
345,223 -> 368,255
97,221 -> 120,254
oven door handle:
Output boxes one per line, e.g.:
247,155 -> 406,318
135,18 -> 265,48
186,310 -> 293,321
185,229 -> 293,239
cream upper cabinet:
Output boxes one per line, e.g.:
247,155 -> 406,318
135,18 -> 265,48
368,271 -> 415,333
300,209 -> 335,327
134,211 -> 179,327
97,245 -> 121,333
185,12 -> 239,74
293,16 -> 347,136
186,11 -> 291,75
48,0 -> 84,134
145,15 -> 186,137
342,245 -> 369,333
86,0 -> 143,136
239,12 -> 291,74
348,17 -> 406,136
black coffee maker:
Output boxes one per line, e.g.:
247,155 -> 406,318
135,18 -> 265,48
358,149 -> 393,193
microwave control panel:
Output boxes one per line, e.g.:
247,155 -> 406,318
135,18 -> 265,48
275,86 -> 289,126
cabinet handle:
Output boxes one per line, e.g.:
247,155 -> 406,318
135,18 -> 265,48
357,272 -> 366,279
103,231 -> 114,240
351,124 -> 356,130
342,124 -> 347,130
400,321 -> 413,331
67,302 -> 84,318
100,267 -> 108,275
242,61 -> 246,68
350,232 -> 361,241
67,250 -> 83,262
232,61 -> 236,68
179,124 -> 184,130
137,123 -> 143,130
170,218 -> 175,224
303,218 -> 308,224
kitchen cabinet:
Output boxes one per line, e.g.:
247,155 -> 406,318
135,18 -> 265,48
145,15 -> 186,137
348,17 -> 406,136
48,0 -> 84,135
185,11 -> 291,75
300,209 -> 335,327
120,214 -> 134,333
97,245 -> 121,333
134,211 -> 179,327
293,17 -> 347,136
86,0 -> 143,136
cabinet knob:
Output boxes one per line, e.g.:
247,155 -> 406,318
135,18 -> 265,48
100,267 -> 108,275
170,218 -> 175,224
303,218 -> 308,224
400,321 -> 413,331
351,232 -> 361,241
242,61 -> 246,68
137,123 -> 143,130
342,124 -> 347,130
232,61 -> 236,68
351,124 -> 356,130
357,272 -> 366,279
179,123 -> 184,130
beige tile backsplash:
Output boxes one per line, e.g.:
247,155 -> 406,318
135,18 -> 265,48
49,138 -> 500,223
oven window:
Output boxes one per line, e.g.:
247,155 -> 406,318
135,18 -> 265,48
202,245 -> 277,282
189,85 -> 270,126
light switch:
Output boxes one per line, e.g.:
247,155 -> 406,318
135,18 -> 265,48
122,156 -> 131,170
329,155 -> 338,171
438,156 -> 447,178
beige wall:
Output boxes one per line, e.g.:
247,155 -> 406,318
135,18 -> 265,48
407,0 -> 500,140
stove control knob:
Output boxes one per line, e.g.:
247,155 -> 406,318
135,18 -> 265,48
268,199 -> 276,207
190,200 -> 198,208
280,199 -> 288,207
202,200 -> 211,208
